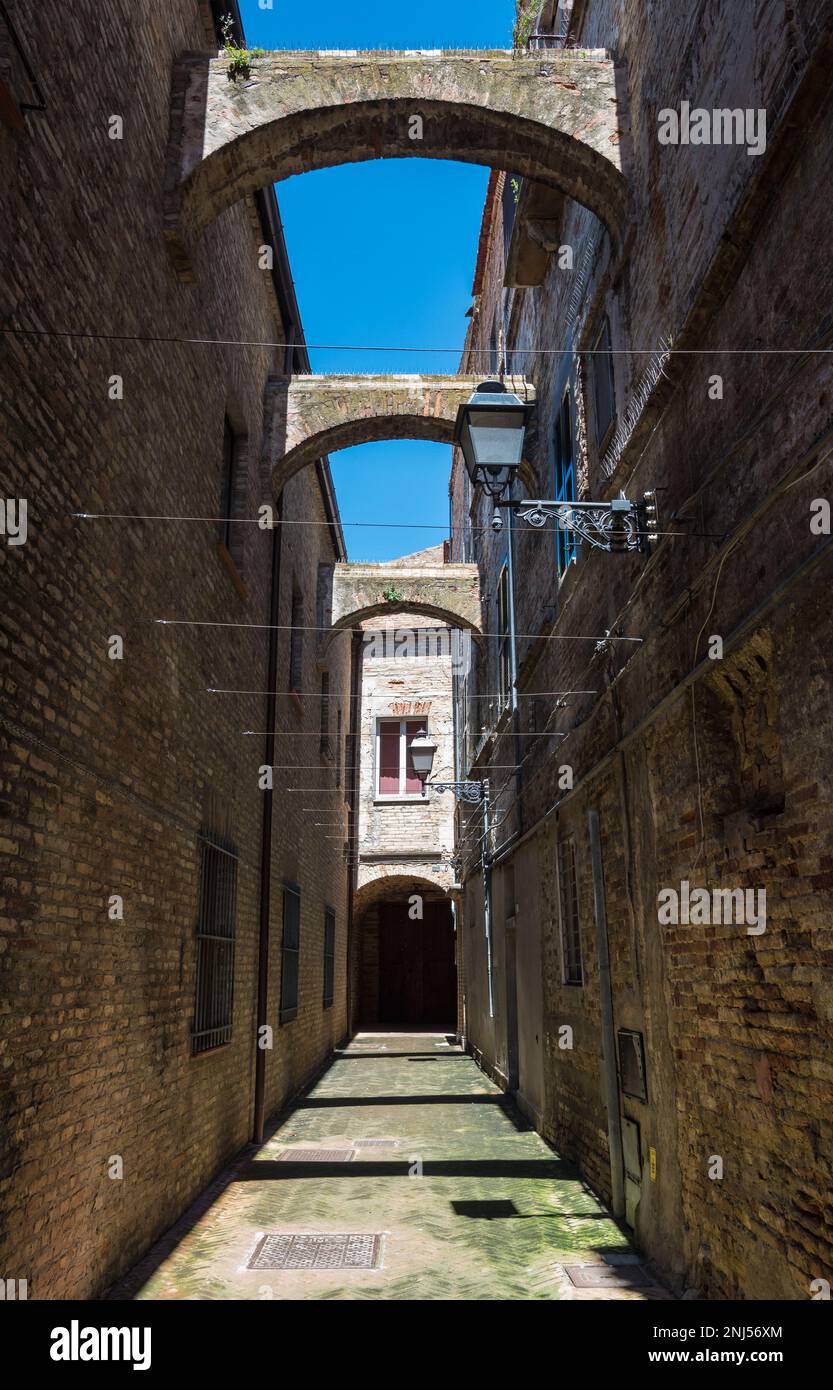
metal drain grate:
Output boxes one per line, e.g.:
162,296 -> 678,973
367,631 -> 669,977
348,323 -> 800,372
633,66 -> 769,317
353,1138 -> 400,1148
248,1233 -> 383,1270
280,1148 -> 354,1163
565,1264 -> 654,1289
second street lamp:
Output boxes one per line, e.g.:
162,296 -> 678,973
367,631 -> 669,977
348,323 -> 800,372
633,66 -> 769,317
409,728 -> 489,807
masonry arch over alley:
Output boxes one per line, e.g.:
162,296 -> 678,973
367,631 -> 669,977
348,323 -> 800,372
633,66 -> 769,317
275,374 -> 535,493
163,48 -> 627,278
328,559 -> 483,646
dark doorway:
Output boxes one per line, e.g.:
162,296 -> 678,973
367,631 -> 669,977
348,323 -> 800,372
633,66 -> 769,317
378,899 -> 456,1027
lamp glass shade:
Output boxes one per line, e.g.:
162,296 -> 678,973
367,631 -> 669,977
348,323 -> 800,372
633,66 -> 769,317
454,381 -> 533,496
408,729 -> 437,782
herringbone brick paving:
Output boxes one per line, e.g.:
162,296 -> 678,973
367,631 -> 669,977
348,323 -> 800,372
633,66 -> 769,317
113,1034 -> 672,1300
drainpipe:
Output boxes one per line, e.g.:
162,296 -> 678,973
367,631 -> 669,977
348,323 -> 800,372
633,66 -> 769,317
587,807 -> 625,1218
253,493 -> 283,1145
482,779 -> 494,1018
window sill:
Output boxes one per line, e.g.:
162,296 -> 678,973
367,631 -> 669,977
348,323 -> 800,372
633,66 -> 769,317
216,540 -> 248,602
373,795 -> 428,806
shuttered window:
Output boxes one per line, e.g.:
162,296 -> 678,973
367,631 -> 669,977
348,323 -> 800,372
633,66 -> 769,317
376,718 -> 425,797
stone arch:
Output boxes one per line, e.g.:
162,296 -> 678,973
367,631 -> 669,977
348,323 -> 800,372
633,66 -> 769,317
328,561 -> 482,650
164,50 -> 627,278
353,872 -> 452,920
276,373 -> 535,492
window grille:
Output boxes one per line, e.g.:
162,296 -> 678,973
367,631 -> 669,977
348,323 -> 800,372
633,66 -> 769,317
280,883 -> 301,1023
336,707 -> 343,788
558,835 -> 583,985
288,591 -> 303,692
323,907 -> 336,1008
319,671 -> 330,754
191,829 -> 238,1054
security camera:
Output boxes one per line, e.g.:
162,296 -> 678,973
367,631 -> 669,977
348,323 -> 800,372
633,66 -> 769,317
490,510 -> 503,533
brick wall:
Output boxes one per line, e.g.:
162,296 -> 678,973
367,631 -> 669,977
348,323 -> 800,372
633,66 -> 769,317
0,0 -> 349,1298
455,0 -> 833,1297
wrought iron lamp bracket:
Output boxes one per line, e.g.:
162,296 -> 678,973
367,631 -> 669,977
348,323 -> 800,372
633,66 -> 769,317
428,780 -> 486,805
497,491 -> 658,554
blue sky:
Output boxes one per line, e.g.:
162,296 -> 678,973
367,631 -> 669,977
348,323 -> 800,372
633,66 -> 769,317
239,0 -> 515,560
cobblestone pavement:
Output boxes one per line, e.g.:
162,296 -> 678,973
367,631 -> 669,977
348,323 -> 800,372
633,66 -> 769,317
114,1034 -> 673,1301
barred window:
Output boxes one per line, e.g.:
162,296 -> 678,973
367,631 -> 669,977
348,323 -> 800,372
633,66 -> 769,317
323,907 -> 336,1008
191,830 -> 238,1055
280,883 -> 301,1023
558,836 -> 583,985
289,590 -> 303,692
319,671 -> 330,755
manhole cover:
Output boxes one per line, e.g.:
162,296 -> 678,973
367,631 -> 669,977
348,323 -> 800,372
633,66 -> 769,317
248,1233 -> 383,1270
280,1148 -> 354,1162
353,1138 -> 400,1148
565,1264 -> 654,1288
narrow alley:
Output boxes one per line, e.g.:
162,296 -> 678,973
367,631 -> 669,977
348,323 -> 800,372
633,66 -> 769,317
113,1032 -> 667,1302
3,0 -> 832,1357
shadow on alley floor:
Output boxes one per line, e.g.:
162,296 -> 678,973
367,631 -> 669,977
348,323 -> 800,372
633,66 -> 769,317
109,1033 -> 674,1301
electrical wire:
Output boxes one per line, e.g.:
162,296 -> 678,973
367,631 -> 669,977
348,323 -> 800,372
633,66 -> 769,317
5,324 -> 831,356
156,617 -> 643,643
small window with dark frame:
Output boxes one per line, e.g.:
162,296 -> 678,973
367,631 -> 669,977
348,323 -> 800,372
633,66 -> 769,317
280,883 -> 301,1023
558,835 -> 583,985
323,906 -> 336,1008
554,390 -> 577,576
497,564 -> 511,710
591,315 -> 616,447
335,707 -> 342,788
288,590 -> 303,693
191,829 -> 238,1055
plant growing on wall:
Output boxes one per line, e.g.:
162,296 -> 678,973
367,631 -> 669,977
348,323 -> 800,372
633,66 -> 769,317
381,584 -> 405,603
221,14 -> 265,82
512,2 -> 541,50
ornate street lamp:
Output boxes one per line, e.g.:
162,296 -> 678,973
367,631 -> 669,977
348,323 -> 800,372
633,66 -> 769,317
454,380 -> 534,501
409,729 -> 489,806
456,380 -> 659,552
